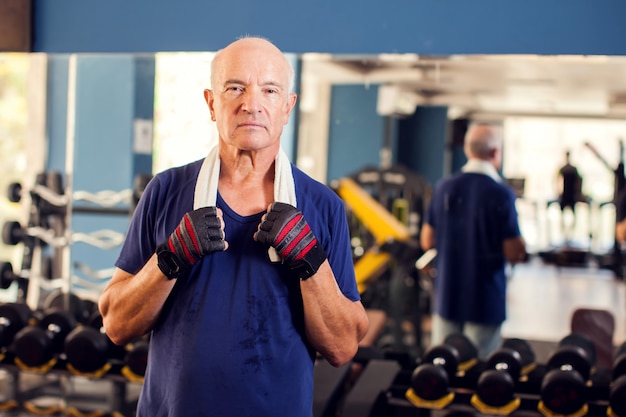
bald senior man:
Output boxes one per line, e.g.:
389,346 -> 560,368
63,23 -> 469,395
99,36 -> 368,417
420,122 -> 527,359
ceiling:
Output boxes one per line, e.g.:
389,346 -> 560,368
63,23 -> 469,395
300,53 -> 626,120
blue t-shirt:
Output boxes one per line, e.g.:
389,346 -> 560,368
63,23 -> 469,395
425,172 -> 521,325
115,159 -> 360,417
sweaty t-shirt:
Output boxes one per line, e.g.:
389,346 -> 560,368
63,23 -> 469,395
116,159 -> 360,417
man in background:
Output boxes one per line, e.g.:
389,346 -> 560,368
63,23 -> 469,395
420,122 -> 527,359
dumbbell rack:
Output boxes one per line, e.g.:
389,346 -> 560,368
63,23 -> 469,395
0,356 -> 141,416
388,364 -> 615,416
314,336 -> 626,417
2,171 -> 152,307
0,171 -> 151,416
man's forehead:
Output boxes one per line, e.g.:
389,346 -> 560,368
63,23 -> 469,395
216,60 -> 287,87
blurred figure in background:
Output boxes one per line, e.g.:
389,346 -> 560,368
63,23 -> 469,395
420,122 -> 527,359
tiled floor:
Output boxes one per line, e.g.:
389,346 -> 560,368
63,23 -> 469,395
502,257 -> 626,345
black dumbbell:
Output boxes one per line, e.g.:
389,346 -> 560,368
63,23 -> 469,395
64,311 -> 127,376
472,338 -> 535,411
0,303 -> 33,353
43,289 -> 97,326
0,262 -> 20,290
2,221 -> 25,246
35,171 -> 66,216
7,182 -> 22,203
12,307 -> 77,370
131,173 -> 153,214
1,259 -> 53,291
407,333 -> 477,405
122,336 -> 150,382
609,341 -> 626,417
540,333 -> 596,416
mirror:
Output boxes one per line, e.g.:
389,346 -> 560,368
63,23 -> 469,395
295,52 -> 626,347
2,50 -> 626,344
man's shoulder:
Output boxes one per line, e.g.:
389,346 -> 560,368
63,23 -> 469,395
292,164 -> 332,192
437,172 -> 515,197
152,159 -> 203,187
155,158 -> 204,179
142,159 -> 203,207
436,171 -> 474,188
291,165 -> 344,208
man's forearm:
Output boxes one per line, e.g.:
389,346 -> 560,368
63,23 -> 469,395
99,257 -> 175,345
300,262 -> 369,367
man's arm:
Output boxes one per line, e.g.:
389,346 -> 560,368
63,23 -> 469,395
503,236 -> 527,264
420,222 -> 436,251
98,258 -> 175,345
616,219 -> 626,243
300,261 -> 369,367
99,207 -> 227,345
253,202 -> 368,367
615,190 -> 626,243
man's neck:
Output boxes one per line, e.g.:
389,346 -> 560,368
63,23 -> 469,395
217,145 -> 277,215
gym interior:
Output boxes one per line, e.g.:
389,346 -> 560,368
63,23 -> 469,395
1,1 -> 626,416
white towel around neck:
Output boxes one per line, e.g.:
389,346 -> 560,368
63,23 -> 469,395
193,144 -> 297,262
193,144 -> 296,209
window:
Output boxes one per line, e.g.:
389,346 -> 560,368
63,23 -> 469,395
503,117 -> 626,254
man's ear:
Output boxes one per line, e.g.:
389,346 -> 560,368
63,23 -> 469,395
204,89 -> 216,121
283,92 -> 297,124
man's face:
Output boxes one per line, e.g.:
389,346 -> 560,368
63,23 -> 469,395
206,43 -> 297,152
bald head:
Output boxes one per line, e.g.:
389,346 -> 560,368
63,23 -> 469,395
210,36 -> 295,93
464,123 -> 503,159
204,36 -> 298,153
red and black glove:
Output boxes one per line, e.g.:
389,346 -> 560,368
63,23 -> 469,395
254,202 -> 327,279
156,207 -> 226,279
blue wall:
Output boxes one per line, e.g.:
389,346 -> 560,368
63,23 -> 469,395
397,107 -> 449,187
28,0 -> 626,289
327,85 -> 383,182
33,0 -> 626,56
45,55 -> 155,285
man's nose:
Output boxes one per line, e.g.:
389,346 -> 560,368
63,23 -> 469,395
241,90 -> 262,113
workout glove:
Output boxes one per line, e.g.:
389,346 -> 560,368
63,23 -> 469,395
156,207 -> 226,276
254,202 -> 327,280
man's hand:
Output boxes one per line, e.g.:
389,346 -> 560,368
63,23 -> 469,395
156,207 -> 227,277
254,202 -> 327,280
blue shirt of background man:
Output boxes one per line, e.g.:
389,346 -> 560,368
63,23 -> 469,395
425,172 -> 521,325
115,158 -> 360,417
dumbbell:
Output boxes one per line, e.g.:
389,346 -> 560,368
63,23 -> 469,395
34,171 -> 65,217
406,333 -> 477,407
7,182 -> 22,203
471,338 -> 535,412
609,341 -> 626,417
0,303 -> 33,353
64,311 -> 127,376
2,221 -> 26,246
0,262 -> 20,290
11,307 -> 77,371
43,289 -> 97,325
539,333 -> 596,417
0,260 -> 54,292
122,336 -> 150,382
64,303 -> 150,381
132,173 -> 153,211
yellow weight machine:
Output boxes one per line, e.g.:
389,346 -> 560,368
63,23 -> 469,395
335,171 -> 432,356
334,177 -> 412,294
